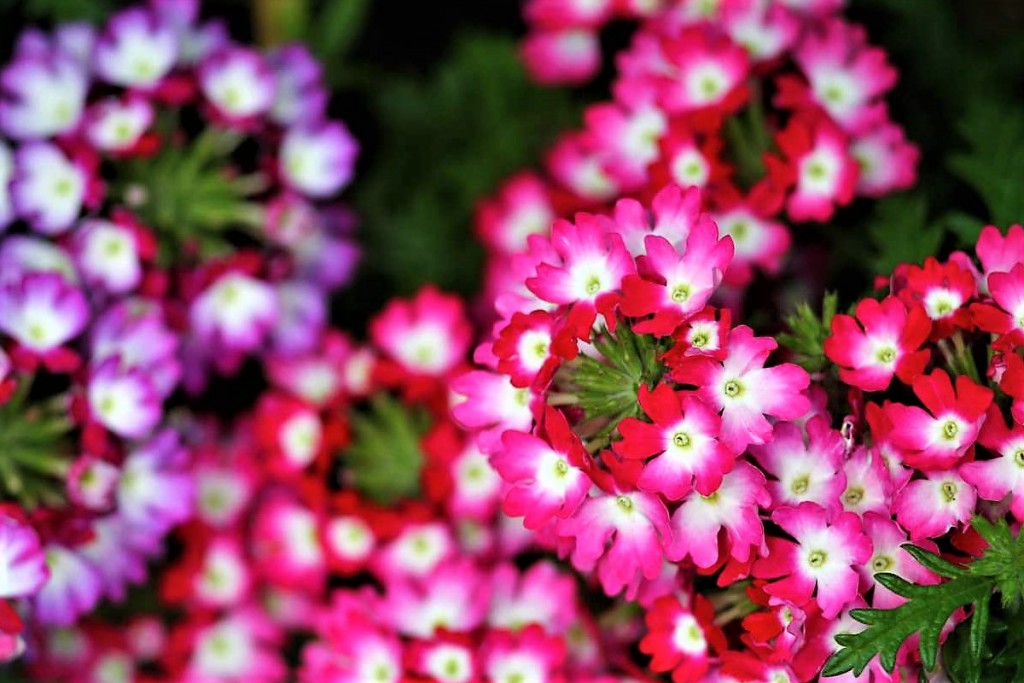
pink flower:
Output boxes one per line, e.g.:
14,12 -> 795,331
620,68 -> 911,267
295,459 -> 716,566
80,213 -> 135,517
476,172 -> 555,256
775,115 -> 858,223
785,19 -> 898,134
83,95 -> 155,153
619,226 -> 734,337
750,417 -> 846,512
615,384 -> 734,499
190,271 -> 279,355
640,594 -> 726,683
972,262 -> 1024,341
860,513 -> 939,609
493,407 -> 591,530
975,224 -> 1024,280
370,286 -> 472,378
885,369 -> 993,471
670,325 -> 811,453
824,295 -> 931,392
653,29 -> 750,114
850,121 -> 919,197
559,486 -> 672,597
491,309 -> 558,387
753,503 -> 871,619
520,28 -> 601,85
712,202 -> 791,288
526,213 -> 635,339
665,461 -> 770,568
450,369 -> 535,454
893,468 -> 977,540
961,405 -> 1024,522
481,625 -> 566,683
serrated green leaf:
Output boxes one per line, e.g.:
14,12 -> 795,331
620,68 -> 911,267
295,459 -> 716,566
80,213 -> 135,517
342,394 -> 428,504
901,544 -> 970,579
822,574 -> 992,677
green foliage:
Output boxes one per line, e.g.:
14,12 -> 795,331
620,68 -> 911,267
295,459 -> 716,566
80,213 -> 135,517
865,193 -> 945,276
309,0 -> 371,68
342,394 -> 429,505
948,101 -> 1024,228
777,291 -> 838,373
0,376 -> 72,509
2,0 -> 114,21
823,517 -> 1024,683
353,32 -> 580,297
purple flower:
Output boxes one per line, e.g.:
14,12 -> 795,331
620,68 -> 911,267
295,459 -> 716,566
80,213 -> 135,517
0,272 -> 88,353
280,121 -> 359,198
91,300 -> 182,397
72,219 -> 143,294
0,54 -> 88,140
94,7 -> 178,88
199,47 -> 276,122
268,44 -> 327,126
116,429 -> 194,535
10,142 -> 86,234
80,513 -> 160,601
31,544 -> 103,626
0,515 -> 48,600
0,142 -> 12,231
270,281 -> 327,355
189,272 -> 278,354
0,235 -> 77,285
87,357 -> 162,439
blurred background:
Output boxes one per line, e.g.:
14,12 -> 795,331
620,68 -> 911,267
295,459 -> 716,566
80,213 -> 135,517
2,0 -> 1023,329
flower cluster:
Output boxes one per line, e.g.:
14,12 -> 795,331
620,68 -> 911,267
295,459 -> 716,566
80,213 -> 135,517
456,191 -> 1024,680
19,290 -> 648,682
479,0 -> 917,313
0,0 -> 358,655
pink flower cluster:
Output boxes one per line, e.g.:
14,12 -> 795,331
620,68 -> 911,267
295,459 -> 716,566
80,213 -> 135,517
18,292 -> 653,682
480,0 -> 917,311
454,188 -> 1024,680
0,0 -> 358,656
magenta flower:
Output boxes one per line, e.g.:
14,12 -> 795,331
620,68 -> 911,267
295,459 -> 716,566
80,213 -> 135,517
885,369 -> 993,471
10,143 -> 87,234
665,461 -> 770,568
671,325 -> 811,452
615,384 -> 734,499
493,407 -> 591,530
88,358 -> 162,439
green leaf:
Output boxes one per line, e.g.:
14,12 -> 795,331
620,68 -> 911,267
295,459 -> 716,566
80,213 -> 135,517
823,573 -> 993,676
948,101 -> 1024,226
825,518 -> 1024,681
352,32 -> 581,297
777,291 -> 838,373
866,193 -> 945,276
